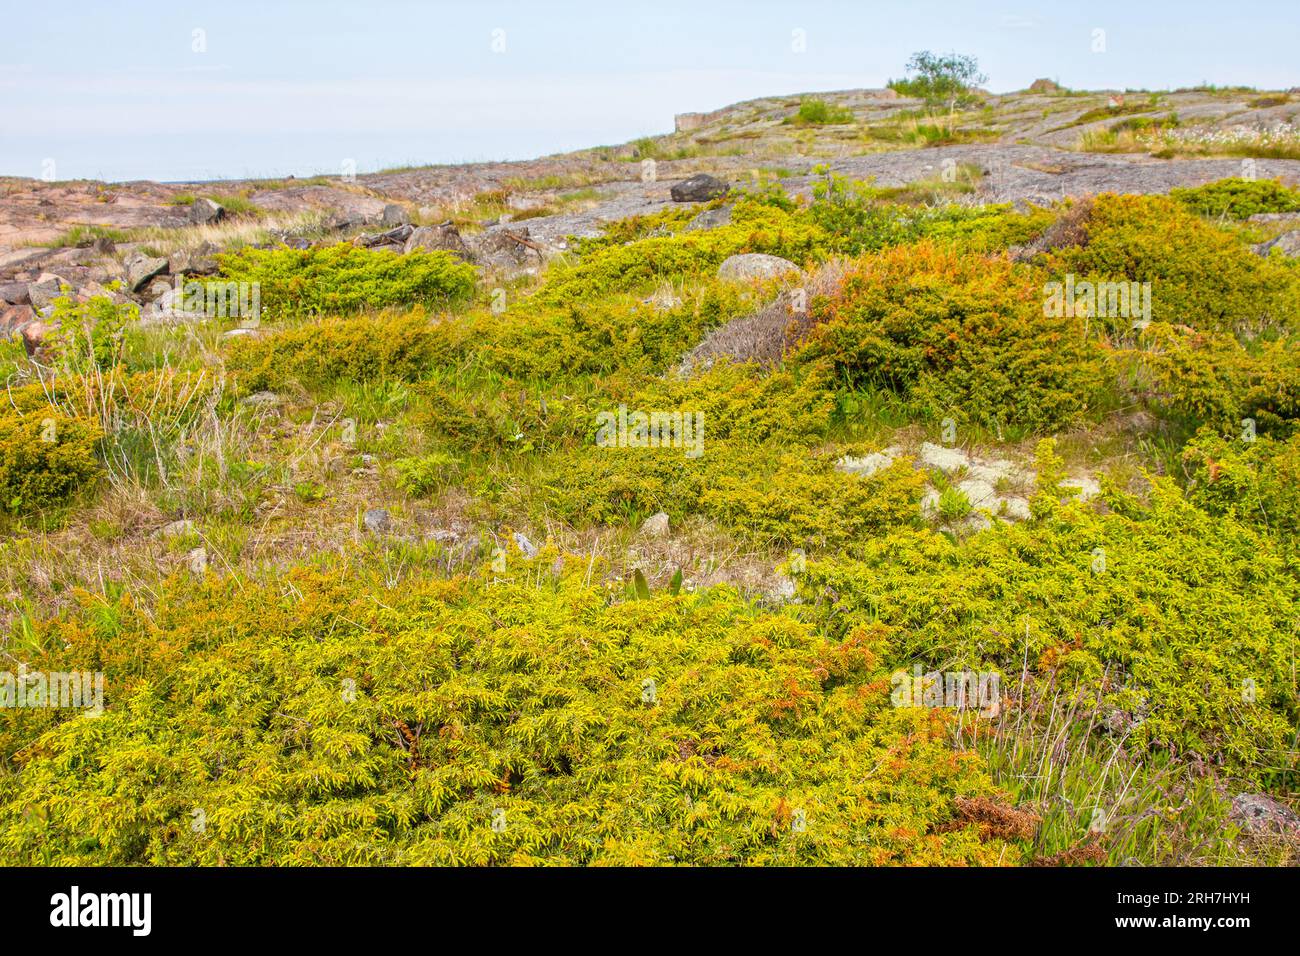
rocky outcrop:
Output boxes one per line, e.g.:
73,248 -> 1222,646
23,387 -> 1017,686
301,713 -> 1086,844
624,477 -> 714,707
679,262 -> 839,373
124,253 -> 169,292
685,204 -> 732,231
405,222 -> 471,258
1256,230 -> 1300,257
469,225 -> 546,274
1230,793 -> 1300,838
187,197 -> 224,225
836,441 -> 1099,531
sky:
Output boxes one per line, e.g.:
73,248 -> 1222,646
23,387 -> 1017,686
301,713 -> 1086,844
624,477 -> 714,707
2,0 -> 1298,183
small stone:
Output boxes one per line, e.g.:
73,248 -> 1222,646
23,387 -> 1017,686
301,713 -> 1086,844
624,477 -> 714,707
1000,496 -> 1033,521
685,204 -> 733,231
0,281 -> 31,305
967,459 -> 1017,484
405,222 -> 470,258
240,390 -> 281,408
363,508 -> 391,534
640,512 -> 670,538
1256,230 -> 1300,258
766,575 -> 797,602
1062,476 -> 1101,500
26,279 -> 68,311
957,478 -> 998,509
1,303 -> 37,336
513,532 -> 538,557
159,519 -> 195,539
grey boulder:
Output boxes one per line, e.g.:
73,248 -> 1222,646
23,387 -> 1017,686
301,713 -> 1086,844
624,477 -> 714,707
717,253 -> 799,282
671,173 -> 729,202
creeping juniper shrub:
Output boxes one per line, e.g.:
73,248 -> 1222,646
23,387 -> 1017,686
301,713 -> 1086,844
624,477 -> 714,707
0,410 -> 102,514
0,564 -> 1014,865
796,242 -> 1107,435
213,244 -> 477,321
1047,193 -> 1300,335
1170,177 -> 1300,220
798,480 -> 1300,782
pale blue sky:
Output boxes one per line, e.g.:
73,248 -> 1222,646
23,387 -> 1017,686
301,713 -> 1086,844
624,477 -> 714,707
2,0 -> 1297,182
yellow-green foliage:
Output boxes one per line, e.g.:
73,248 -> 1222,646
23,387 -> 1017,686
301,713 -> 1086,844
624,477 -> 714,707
214,244 -> 477,321
1120,322 -> 1300,433
1171,177 -> 1300,220
799,482 -> 1300,781
226,284 -> 753,392
0,369 -> 216,507
807,169 -> 1054,255
12,176 -> 1300,867
1182,429 -> 1300,542
541,363 -> 925,549
537,199 -> 828,305
225,311 -> 466,391
793,99 -> 855,124
47,293 -> 136,372
0,410 -> 101,513
0,564 -> 1012,865
471,282 -> 752,379
797,242 -> 1107,434
1048,193 -> 1300,335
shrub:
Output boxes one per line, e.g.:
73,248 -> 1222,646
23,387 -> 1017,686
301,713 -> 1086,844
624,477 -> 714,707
213,244 -> 476,321
796,243 -> 1107,434
539,363 -> 925,550
473,283 -> 752,379
1118,323 -> 1300,434
798,480 -> 1300,781
1181,429 -> 1300,542
536,200 -> 827,305
47,293 -> 136,373
0,410 -> 101,513
1047,193 -> 1300,335
793,99 -> 854,125
549,440 -> 924,551
1170,177 -> 1300,220
807,169 -> 1052,256
392,452 -> 462,497
0,565 -> 1016,865
888,51 -> 987,113
225,311 -> 466,391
